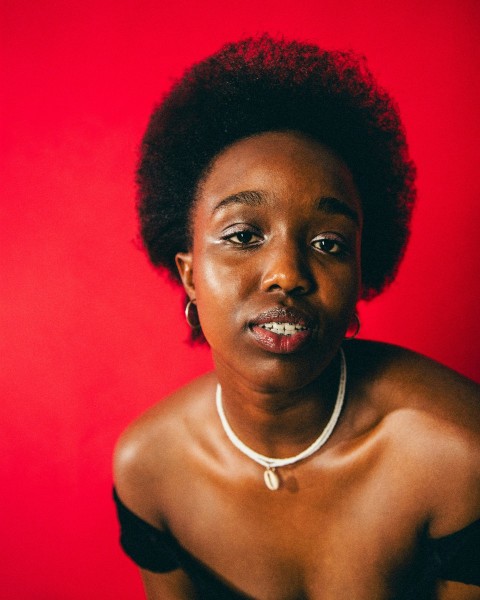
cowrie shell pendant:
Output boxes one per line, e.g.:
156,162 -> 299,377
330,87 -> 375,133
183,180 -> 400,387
264,467 -> 280,490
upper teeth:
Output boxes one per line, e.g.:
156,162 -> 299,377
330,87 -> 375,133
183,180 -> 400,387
260,322 -> 306,335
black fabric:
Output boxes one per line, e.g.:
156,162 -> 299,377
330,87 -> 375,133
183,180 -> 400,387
429,518 -> 480,585
113,488 -> 480,595
113,488 -> 180,572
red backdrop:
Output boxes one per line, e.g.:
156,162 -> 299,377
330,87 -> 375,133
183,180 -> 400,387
2,1 -> 479,598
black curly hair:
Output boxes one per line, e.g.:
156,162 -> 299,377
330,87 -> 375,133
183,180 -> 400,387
137,35 -> 416,336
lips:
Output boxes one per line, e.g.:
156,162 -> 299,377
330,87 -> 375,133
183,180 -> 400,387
249,307 -> 316,354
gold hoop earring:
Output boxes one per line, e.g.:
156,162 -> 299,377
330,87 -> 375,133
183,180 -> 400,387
185,299 -> 201,329
344,312 -> 360,340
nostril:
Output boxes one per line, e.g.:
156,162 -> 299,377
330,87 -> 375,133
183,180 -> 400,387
265,279 -> 311,296
289,283 -> 309,297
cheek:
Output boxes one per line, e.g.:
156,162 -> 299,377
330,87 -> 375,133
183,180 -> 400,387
348,258 -> 362,297
193,250 -> 252,340
319,257 -> 361,296
334,239 -> 362,304
196,252 -> 237,301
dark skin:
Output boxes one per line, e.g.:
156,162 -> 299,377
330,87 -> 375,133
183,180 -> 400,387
114,132 -> 480,599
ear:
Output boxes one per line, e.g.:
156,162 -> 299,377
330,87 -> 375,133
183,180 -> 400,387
175,252 -> 195,299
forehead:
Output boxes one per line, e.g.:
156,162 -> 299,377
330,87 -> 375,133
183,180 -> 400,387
195,131 -> 361,214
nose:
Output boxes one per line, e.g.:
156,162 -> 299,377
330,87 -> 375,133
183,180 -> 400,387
260,242 -> 314,296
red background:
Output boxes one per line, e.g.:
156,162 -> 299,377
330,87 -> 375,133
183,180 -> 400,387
2,1 -> 479,598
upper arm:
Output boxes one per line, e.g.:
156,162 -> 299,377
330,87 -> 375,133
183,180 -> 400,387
141,569 -> 199,600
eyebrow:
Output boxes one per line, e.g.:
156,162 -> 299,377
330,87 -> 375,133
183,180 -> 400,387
212,190 -> 267,213
316,196 -> 360,225
212,190 -> 360,225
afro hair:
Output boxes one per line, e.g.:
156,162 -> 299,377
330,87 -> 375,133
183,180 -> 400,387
137,35 -> 416,319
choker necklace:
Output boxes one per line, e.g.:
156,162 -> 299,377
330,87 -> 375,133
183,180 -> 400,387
215,348 -> 346,490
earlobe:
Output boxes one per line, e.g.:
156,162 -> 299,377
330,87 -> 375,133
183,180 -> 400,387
175,252 -> 195,298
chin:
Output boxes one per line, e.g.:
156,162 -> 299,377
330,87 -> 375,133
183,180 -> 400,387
239,351 -> 338,394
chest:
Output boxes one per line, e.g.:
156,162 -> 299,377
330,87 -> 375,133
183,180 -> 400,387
162,456 -> 431,599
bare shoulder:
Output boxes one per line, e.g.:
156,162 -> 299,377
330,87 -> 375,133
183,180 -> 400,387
347,339 -> 479,423
347,340 -> 480,534
113,371 -> 217,523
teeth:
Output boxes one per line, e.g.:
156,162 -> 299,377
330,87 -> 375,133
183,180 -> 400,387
260,322 -> 307,336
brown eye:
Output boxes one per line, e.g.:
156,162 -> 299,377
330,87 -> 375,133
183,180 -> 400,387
224,229 -> 262,245
311,236 -> 345,255
234,231 -> 254,244
320,239 -> 339,253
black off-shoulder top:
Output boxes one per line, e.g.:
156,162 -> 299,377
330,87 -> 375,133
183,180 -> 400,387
113,488 -> 480,599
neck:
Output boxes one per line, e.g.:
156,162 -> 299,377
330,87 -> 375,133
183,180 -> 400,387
214,351 -> 344,459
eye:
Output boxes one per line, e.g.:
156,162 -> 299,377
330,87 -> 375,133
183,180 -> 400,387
223,228 -> 262,246
311,235 -> 347,255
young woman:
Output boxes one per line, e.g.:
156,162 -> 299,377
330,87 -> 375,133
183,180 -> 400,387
113,36 -> 480,599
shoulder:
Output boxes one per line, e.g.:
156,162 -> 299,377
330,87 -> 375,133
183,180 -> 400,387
346,339 -> 479,417
113,372 -> 217,524
346,340 -> 480,535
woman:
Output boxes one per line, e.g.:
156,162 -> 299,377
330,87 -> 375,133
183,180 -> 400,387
113,36 -> 480,599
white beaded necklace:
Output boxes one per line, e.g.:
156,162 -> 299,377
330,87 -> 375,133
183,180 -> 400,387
215,348 -> 346,490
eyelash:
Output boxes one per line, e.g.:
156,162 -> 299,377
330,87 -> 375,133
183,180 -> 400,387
222,228 -> 349,256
